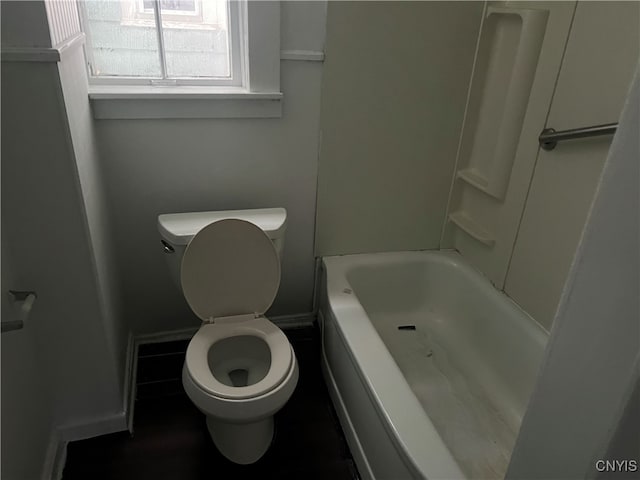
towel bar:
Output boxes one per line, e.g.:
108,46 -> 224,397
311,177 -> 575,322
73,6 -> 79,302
539,123 -> 618,150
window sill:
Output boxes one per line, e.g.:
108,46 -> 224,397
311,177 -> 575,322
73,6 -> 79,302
88,85 -> 283,119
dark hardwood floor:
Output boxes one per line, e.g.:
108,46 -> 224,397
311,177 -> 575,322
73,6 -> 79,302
62,326 -> 359,480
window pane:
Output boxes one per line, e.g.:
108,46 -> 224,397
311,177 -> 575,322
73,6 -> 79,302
85,0 -> 161,77
161,0 -> 231,78
143,0 -> 197,14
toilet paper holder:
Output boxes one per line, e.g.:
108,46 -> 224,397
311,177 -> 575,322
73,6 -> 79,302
2,290 -> 37,333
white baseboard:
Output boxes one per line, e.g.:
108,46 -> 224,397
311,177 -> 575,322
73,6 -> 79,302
135,326 -> 199,344
57,412 -> 128,443
40,337 -> 136,480
271,312 -> 316,329
134,313 -> 316,346
122,332 -> 136,433
42,411 -> 128,480
41,431 -> 66,480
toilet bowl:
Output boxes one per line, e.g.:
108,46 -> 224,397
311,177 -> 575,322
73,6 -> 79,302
157,212 -> 298,464
182,318 -> 299,464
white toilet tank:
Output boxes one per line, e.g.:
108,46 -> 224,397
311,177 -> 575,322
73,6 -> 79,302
157,208 -> 287,289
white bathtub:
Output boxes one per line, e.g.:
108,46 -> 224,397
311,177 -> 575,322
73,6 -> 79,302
319,251 -> 548,480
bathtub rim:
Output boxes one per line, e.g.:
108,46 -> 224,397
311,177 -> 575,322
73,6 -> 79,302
322,251 -> 467,479
321,249 -> 548,480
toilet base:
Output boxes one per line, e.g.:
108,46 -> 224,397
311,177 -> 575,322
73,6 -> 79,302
206,416 -> 274,464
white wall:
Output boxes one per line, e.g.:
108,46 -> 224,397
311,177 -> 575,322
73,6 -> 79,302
0,0 -> 51,48
1,226 -> 54,480
94,2 -> 326,335
1,13 -> 56,479
0,63 -> 124,425
1,3 -> 126,475
314,1 -> 483,256
1,56 -> 122,469
280,0 -> 326,52
57,34 -> 129,413
506,67 -> 639,480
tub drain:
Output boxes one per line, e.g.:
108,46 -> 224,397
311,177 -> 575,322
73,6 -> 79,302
397,325 -> 416,330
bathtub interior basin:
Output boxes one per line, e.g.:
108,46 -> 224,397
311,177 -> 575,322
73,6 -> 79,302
320,251 -> 549,479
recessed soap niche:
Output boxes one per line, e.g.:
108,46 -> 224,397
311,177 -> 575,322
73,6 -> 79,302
448,4 -> 548,248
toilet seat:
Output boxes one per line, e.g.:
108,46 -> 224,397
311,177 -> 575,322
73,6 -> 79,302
185,318 -> 292,400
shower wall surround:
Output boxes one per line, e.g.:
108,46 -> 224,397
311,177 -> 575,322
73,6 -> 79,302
444,1 -> 638,329
315,1 -> 483,256
442,1 -> 576,290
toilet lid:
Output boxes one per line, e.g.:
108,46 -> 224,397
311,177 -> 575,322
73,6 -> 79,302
181,219 -> 280,321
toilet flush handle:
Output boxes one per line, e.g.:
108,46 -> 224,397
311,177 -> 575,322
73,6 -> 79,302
161,240 -> 175,254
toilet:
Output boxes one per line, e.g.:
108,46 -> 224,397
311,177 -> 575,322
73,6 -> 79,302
157,208 -> 298,465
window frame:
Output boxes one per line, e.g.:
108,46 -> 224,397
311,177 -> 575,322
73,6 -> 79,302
78,0 -> 244,87
83,0 -> 282,119
140,0 -> 201,19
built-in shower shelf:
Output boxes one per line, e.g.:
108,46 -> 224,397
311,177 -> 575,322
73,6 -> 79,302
449,211 -> 495,247
453,4 -> 549,202
456,168 -> 495,198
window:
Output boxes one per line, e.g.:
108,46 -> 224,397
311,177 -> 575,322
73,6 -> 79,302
81,0 -> 281,119
80,0 -> 241,85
